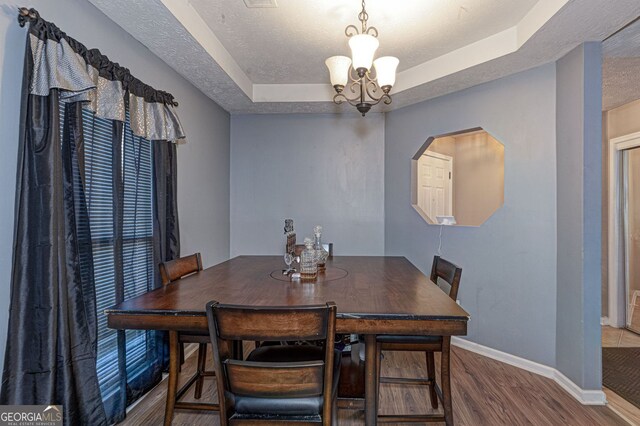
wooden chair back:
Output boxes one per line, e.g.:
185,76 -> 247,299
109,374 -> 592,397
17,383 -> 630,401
430,255 -> 462,301
159,253 -> 203,286
206,301 -> 337,424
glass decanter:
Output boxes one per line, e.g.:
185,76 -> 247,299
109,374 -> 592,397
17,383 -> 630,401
299,237 -> 318,281
313,225 -> 329,272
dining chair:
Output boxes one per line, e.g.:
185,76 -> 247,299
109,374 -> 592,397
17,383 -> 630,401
375,255 -> 462,425
159,253 -> 216,409
206,301 -> 340,425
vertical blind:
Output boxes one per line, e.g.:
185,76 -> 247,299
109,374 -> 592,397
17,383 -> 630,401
64,103 -> 163,421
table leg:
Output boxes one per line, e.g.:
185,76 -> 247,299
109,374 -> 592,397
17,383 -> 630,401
364,334 -> 378,426
441,336 -> 453,426
164,331 -> 179,426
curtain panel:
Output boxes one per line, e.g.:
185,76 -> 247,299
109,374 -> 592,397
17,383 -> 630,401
1,9 -> 184,425
0,40 -> 107,426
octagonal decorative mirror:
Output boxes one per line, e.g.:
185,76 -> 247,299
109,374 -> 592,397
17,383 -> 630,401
411,127 -> 504,227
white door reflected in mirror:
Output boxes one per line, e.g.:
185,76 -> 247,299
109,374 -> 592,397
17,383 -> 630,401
417,152 -> 453,221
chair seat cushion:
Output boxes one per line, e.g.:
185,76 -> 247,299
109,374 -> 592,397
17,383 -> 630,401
376,335 -> 443,344
228,345 -> 341,416
231,393 -> 324,417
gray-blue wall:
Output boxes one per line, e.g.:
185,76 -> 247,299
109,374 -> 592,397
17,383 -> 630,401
556,43 -> 603,390
230,113 -> 385,256
0,0 -> 605,394
384,64 -> 559,366
0,0 -> 230,372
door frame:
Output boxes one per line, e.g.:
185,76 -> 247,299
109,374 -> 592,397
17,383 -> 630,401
608,131 -> 640,327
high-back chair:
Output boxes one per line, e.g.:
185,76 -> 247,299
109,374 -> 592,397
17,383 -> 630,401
206,301 -> 340,425
160,253 -> 216,412
159,252 -> 203,287
376,255 -> 462,424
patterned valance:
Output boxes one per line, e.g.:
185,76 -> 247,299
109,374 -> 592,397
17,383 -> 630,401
19,8 -> 185,142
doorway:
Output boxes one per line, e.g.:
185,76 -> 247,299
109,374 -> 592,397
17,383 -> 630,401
607,132 -> 640,330
623,147 -> 640,334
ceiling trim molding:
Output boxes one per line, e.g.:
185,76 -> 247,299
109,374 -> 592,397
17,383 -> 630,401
253,83 -> 334,103
157,0 -> 567,104
160,0 -> 253,99
394,26 -> 518,94
517,0 -> 567,45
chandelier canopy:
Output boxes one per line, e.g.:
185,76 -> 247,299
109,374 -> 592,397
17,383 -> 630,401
326,0 -> 399,116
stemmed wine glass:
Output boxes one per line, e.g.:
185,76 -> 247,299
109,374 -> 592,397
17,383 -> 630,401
283,252 -> 294,275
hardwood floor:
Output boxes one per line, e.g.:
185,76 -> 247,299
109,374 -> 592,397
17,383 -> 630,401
603,325 -> 640,348
605,388 -> 640,425
121,343 -> 626,425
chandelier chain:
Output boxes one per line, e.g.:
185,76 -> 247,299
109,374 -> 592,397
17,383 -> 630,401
359,0 -> 368,33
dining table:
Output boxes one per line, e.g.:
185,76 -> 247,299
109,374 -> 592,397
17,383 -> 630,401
106,255 -> 469,425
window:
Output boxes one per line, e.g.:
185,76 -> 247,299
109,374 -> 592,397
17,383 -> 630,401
66,105 -> 160,416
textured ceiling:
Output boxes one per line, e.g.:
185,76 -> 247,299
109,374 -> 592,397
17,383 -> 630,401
603,19 -> 640,110
88,0 -> 640,114
189,0 -> 537,84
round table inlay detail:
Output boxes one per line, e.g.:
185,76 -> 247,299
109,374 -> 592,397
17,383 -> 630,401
269,267 -> 348,283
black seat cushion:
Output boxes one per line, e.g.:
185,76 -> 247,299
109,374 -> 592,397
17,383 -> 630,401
376,335 -> 443,344
228,346 -> 341,417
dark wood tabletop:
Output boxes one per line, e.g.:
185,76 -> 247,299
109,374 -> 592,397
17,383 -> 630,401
106,255 -> 469,425
106,255 -> 469,336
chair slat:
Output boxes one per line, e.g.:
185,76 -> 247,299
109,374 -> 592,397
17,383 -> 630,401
225,360 -> 324,397
214,307 -> 328,341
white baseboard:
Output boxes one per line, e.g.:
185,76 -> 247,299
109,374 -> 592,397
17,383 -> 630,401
552,370 -> 608,405
601,316 -> 610,326
451,337 -> 607,406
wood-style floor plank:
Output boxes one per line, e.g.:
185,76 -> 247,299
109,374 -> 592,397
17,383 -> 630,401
120,344 -> 626,426
605,388 -> 640,425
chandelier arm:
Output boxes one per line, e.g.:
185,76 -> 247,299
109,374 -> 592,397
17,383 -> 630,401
349,66 -> 361,82
348,78 -> 361,96
365,67 -> 377,81
365,80 -> 383,103
333,92 -> 364,107
365,26 -> 378,37
365,92 -> 391,107
345,24 -> 360,37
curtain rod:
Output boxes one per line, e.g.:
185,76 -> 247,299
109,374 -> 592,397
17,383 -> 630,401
17,7 -> 180,107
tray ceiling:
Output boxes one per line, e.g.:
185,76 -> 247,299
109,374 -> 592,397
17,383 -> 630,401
189,0 -> 537,84
88,0 -> 640,114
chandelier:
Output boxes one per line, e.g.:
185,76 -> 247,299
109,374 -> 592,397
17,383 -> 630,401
325,0 -> 399,116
